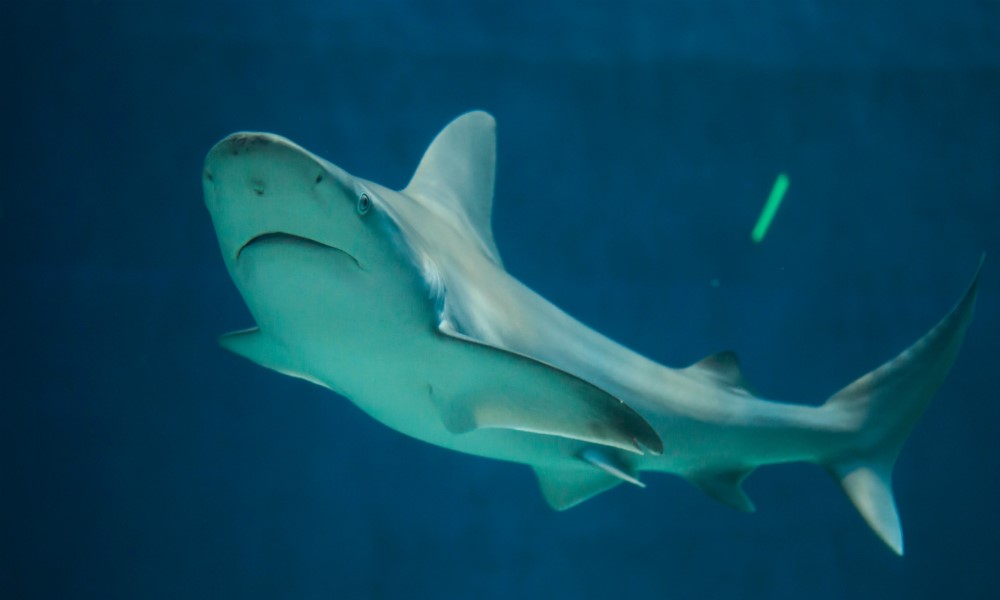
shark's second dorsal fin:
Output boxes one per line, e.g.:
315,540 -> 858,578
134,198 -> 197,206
684,350 -> 752,393
403,111 -> 503,266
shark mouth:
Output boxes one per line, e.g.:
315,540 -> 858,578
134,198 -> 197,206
237,232 -> 362,269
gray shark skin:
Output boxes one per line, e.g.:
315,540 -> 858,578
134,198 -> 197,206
203,111 -> 981,555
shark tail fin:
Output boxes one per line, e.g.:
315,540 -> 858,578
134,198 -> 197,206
821,256 -> 983,555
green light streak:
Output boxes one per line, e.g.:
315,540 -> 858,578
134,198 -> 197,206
751,173 -> 790,244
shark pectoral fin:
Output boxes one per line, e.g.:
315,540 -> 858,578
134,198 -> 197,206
534,464 -> 624,510
437,323 -> 663,455
219,327 -> 272,363
219,328 -> 328,389
688,469 -> 756,513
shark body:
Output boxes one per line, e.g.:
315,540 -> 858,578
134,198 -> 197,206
204,112 -> 980,554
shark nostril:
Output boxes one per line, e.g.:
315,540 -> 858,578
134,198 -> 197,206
204,169 -> 213,182
252,179 -> 265,196
228,137 -> 245,156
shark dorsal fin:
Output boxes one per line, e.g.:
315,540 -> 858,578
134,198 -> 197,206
404,111 -> 503,266
685,350 -> 752,392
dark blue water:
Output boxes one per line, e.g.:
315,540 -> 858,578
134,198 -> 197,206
5,2 -> 998,598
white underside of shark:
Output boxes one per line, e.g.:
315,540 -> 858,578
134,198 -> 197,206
203,111 -> 981,555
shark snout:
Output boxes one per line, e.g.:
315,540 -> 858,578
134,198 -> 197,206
208,132 -> 291,160
205,132 -> 303,181
212,133 -> 258,156
203,131 -> 330,205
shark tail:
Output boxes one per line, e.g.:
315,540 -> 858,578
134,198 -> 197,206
820,257 -> 983,555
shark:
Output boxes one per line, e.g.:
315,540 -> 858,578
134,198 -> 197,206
203,111 -> 981,555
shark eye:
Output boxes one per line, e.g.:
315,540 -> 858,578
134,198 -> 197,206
357,193 -> 371,216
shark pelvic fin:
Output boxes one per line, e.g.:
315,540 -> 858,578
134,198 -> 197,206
688,468 -> 756,512
821,255 -> 983,555
534,464 -> 624,510
404,110 -> 503,267
684,350 -> 753,393
436,322 -> 663,455
534,449 -> 645,511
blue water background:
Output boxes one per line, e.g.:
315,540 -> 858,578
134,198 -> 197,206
4,1 -> 999,598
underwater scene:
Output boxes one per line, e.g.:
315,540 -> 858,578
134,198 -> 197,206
5,1 -> 999,598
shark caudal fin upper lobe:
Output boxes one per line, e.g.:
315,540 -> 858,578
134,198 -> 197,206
821,257 -> 983,555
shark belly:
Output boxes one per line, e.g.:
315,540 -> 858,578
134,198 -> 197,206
299,330 -> 597,469
231,235 -> 592,469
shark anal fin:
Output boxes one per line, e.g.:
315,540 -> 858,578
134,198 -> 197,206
534,464 -> 623,510
219,327 -> 328,389
684,350 -> 753,393
436,322 -> 663,455
689,468 -> 756,513
580,448 -> 645,487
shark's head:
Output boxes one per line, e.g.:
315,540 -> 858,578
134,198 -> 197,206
202,132 -> 432,344
203,112 -> 504,351
204,132 -> 384,272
